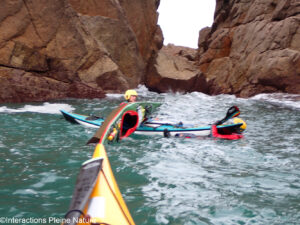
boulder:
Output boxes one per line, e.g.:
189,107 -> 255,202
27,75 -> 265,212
145,44 -> 209,93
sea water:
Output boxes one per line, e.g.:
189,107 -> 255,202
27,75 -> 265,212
0,86 -> 299,225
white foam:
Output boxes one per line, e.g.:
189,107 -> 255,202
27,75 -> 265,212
136,84 -> 159,97
0,102 -> 74,114
105,85 -> 158,99
251,93 -> 300,110
105,93 -> 123,99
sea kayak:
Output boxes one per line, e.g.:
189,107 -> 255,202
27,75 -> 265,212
63,102 -> 160,225
60,110 -> 104,128
61,109 -> 245,137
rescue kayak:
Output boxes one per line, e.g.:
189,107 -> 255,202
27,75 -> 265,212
60,109 -> 245,137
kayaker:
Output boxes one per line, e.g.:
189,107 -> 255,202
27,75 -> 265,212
124,89 -> 138,102
163,106 -> 245,140
123,89 -> 148,125
164,125 -> 244,140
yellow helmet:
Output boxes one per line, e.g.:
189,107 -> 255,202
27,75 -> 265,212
233,118 -> 247,130
124,89 -> 138,101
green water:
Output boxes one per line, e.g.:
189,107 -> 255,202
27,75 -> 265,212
1,90 -> 300,225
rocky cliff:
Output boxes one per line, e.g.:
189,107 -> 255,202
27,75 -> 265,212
197,0 -> 300,97
0,0 -> 162,103
145,0 -> 299,97
1,0 -> 299,103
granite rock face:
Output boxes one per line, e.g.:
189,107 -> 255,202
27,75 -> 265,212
1,0 -> 299,102
0,0 -> 162,103
197,0 -> 300,97
145,0 -> 299,97
145,44 -> 209,93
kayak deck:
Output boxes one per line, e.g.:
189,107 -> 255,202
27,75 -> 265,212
61,110 -> 243,137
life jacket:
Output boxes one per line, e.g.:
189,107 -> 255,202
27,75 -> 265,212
211,125 -> 243,140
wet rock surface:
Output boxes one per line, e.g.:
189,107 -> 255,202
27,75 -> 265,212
196,0 -> 300,97
0,0 -> 162,103
1,0 -> 299,102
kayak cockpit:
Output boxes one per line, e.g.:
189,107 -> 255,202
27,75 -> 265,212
120,110 -> 139,139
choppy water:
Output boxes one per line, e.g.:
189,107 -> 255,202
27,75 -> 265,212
1,86 -> 300,225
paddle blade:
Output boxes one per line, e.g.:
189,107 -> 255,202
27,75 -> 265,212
226,106 -> 240,119
64,157 -> 103,224
215,106 -> 241,125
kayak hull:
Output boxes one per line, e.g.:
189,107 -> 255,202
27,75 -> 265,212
61,110 -> 244,137
61,110 -> 104,128
135,129 -> 211,136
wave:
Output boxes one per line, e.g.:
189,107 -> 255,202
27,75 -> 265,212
251,93 -> 300,110
105,85 -> 159,99
0,102 -> 74,114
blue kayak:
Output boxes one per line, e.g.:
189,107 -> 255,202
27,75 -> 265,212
60,110 -> 245,137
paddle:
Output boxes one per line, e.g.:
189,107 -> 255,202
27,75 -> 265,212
64,157 -> 103,225
214,106 -> 240,125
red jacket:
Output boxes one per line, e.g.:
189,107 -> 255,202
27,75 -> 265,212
211,125 -> 243,140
